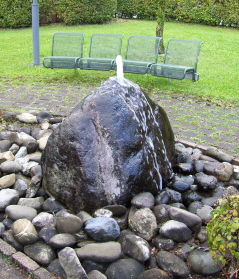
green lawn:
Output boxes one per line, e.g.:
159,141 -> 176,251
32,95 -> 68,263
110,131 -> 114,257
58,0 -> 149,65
0,19 -> 238,106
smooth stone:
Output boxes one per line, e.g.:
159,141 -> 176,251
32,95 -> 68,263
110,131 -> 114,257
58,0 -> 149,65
9,143 -> 20,155
121,234 -> 150,262
168,206 -> 202,232
85,217 -> 120,242
152,204 -> 170,223
155,188 -> 182,205
37,111 -> 53,123
131,192 -> 155,209
0,140 -> 11,152
195,172 -> 218,191
206,146 -> 232,163
0,161 -> 22,173
0,173 -> 16,189
42,197 -> 66,213
24,241 -> 56,266
0,151 -> 14,163
76,242 -> 122,263
12,218 -> 38,245
93,208 -> 113,218
58,247 -> 88,279
128,208 -> 157,241
49,233 -> 76,248
38,136 -> 50,151
87,270 -> 107,279
215,162 -> 234,181
21,161 -> 39,176
82,260 -> 109,274
196,204 -> 213,223
0,189 -> 19,211
152,235 -> 175,251
38,224 -> 58,244
25,152 -> 42,163
47,258 -> 67,279
182,190 -> 203,205
17,196 -> 45,212
26,175 -> 42,198
13,178 -> 29,197
105,258 -> 145,279
56,214 -> 83,234
188,249 -> 223,275
2,229 -> 24,251
5,204 -> 37,221
76,210 -> 93,224
156,250 -> 190,278
16,113 -> 38,124
103,205 -> 127,216
159,220 -> 192,242
137,268 -> 172,279
32,212 -> 55,229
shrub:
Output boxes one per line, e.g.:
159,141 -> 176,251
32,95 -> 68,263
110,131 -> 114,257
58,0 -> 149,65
0,0 -> 55,28
56,0 -> 117,25
117,0 -> 135,18
206,195 -> 239,272
134,0 -> 158,20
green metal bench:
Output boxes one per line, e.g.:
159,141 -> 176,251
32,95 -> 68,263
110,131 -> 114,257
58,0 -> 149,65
77,33 -> 124,71
113,35 -> 162,74
150,39 -> 203,81
42,33 -> 85,72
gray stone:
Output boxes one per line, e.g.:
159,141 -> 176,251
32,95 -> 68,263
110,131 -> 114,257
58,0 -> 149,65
152,235 -> 175,251
5,205 -> 37,221
85,217 -> 120,242
131,192 -> 155,209
38,224 -> 58,244
156,250 -> 190,278
76,242 -> 121,263
206,146 -> 232,163
58,247 -> 88,279
32,212 -> 55,229
0,189 -> 19,211
12,218 -> 38,245
56,214 -> 83,234
47,258 -> 67,279
0,222 -> 5,236
128,208 -> 157,241
121,234 -> 150,262
105,258 -> 145,279
49,233 -> 76,248
0,173 -> 16,189
42,77 -> 175,213
137,268 -> 172,279
195,172 -> 218,191
93,208 -> 113,218
152,204 -> 170,223
13,178 -> 29,197
159,220 -> 192,242
24,241 -> 56,266
103,205 -> 127,216
155,188 -> 182,205
16,113 -> 38,124
17,196 -> 45,212
42,197 -> 66,213
9,143 -> 20,155
76,210 -> 93,224
0,140 -> 11,152
87,270 -> 107,279
0,151 -> 14,163
2,229 -> 24,251
188,249 -> 223,275
196,204 -> 213,223
168,206 -> 202,232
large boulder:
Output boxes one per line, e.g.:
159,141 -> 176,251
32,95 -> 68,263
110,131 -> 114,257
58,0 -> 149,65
41,77 -> 175,213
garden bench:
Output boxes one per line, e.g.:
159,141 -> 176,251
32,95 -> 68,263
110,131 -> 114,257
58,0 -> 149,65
113,35 -> 162,74
150,39 -> 203,81
77,33 -> 124,71
42,33 -> 85,72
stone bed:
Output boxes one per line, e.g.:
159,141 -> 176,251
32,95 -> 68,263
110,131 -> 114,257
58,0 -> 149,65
0,110 -> 239,279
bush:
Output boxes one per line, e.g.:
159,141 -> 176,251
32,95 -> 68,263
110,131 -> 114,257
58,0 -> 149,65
206,195 -> 239,272
0,0 -> 55,28
56,0 -> 117,25
117,0 -> 135,18
165,0 -> 239,28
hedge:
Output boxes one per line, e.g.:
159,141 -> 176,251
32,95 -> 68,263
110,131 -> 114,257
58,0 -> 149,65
56,0 -> 117,25
0,0 -> 55,28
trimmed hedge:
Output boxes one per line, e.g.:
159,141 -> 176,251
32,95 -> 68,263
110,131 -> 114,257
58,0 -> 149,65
117,0 -> 239,27
0,0 -> 55,28
56,0 -> 117,25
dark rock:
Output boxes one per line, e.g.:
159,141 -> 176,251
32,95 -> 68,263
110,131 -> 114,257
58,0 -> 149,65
103,205 -> 127,216
47,258 -> 67,279
182,190 -> 203,205
156,250 -> 190,278
39,224 -> 58,243
82,260 -> 109,274
42,197 -> 66,213
153,204 -> 170,223
37,111 -> 53,124
195,172 -> 218,191
105,258 -> 145,279
137,268 -> 172,279
131,192 -> 155,209
84,217 -> 120,242
41,77 -> 175,213
152,235 -> 175,251
2,230 -> 24,251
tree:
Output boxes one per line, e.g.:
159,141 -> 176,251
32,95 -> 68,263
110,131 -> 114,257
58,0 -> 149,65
156,0 -> 166,53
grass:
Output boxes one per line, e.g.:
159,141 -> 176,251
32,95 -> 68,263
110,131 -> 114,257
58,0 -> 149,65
0,19 -> 238,106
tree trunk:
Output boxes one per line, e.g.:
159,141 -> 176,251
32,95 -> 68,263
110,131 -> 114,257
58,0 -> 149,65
156,0 -> 166,53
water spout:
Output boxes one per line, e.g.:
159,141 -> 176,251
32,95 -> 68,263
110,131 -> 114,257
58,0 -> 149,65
116,55 -> 124,79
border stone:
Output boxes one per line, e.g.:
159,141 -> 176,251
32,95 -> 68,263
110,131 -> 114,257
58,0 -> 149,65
12,251 -> 39,273
0,238 -> 16,256
33,267 -> 57,279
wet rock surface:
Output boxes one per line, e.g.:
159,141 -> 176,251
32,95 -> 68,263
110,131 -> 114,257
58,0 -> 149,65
41,77 -> 175,213
1,102 -> 239,278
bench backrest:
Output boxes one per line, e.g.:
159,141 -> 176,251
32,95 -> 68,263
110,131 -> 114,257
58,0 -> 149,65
52,33 -> 85,57
164,39 -> 203,70
125,35 -> 162,63
89,34 -> 124,58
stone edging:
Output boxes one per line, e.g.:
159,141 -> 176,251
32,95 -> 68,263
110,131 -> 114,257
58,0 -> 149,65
0,238 -> 57,279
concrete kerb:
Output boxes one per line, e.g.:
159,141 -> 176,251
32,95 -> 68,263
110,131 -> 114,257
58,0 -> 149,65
0,239 -> 57,279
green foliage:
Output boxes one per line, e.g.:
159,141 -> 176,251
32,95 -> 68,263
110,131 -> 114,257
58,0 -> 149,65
117,0 -> 158,19
56,0 -> 117,25
206,195 -> 239,267
165,0 -> 239,28
0,0 -> 55,28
